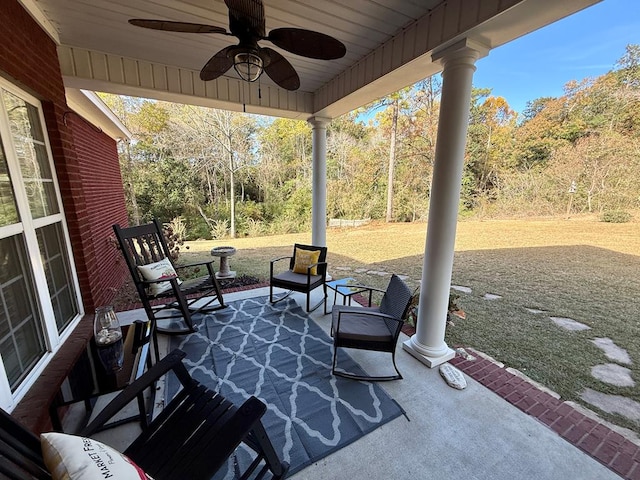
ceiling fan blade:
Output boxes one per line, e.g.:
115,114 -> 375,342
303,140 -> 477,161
129,19 -> 228,34
200,46 -> 235,81
267,28 -> 346,60
225,0 -> 266,38
261,47 -> 300,91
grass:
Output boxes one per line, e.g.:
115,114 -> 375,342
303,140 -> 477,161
178,217 -> 640,434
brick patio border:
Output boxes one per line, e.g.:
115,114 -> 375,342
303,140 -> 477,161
449,352 -> 640,479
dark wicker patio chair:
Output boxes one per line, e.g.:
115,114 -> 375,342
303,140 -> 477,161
269,243 -> 328,312
331,274 -> 413,381
113,219 -> 225,336
0,350 -> 288,480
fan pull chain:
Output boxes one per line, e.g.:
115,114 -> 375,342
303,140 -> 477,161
241,79 -> 246,112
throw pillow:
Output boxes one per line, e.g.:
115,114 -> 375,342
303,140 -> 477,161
41,432 -> 153,480
137,257 -> 181,296
292,248 -> 321,275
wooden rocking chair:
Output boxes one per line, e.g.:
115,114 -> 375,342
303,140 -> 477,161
0,350 -> 288,480
113,219 -> 225,336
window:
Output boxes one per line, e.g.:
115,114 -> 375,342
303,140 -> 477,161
0,80 -> 81,405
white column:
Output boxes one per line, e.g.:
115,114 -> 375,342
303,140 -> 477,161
308,116 -> 330,247
403,40 -> 484,368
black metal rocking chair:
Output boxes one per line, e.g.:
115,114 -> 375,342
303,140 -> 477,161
331,274 -> 413,381
113,219 -> 225,336
0,349 -> 288,480
269,243 -> 328,313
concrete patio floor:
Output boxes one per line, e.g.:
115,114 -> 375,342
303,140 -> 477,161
89,286 -> 622,479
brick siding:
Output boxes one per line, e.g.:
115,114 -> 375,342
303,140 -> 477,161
68,114 -> 129,309
0,0 -> 129,311
2,0 -> 130,431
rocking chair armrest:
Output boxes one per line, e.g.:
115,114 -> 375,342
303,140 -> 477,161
270,255 -> 292,265
175,260 -> 215,270
335,284 -> 384,306
80,350 -> 189,437
344,285 -> 385,294
175,260 -> 217,278
139,275 -> 179,285
305,261 -> 327,276
270,256 -> 292,278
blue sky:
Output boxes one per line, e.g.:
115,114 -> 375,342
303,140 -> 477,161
474,0 -> 640,113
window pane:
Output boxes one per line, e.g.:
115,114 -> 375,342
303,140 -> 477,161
2,90 -> 58,219
37,223 -> 78,332
0,137 -> 18,226
0,235 -> 46,390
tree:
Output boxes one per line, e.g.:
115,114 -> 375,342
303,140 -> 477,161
168,106 -> 257,238
256,118 -> 314,232
465,88 -> 517,206
360,88 -> 411,222
97,94 -> 164,224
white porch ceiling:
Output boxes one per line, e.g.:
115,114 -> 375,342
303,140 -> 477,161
22,0 -> 601,120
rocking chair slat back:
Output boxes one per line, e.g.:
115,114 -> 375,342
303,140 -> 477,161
0,410 -> 51,480
113,219 -> 225,336
0,350 -> 288,480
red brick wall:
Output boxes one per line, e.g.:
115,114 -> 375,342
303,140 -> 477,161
68,114 -> 129,308
0,0 -> 129,310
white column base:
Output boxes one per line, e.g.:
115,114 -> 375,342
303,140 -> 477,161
403,339 -> 455,368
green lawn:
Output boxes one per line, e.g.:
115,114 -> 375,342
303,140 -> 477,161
180,217 -> 640,433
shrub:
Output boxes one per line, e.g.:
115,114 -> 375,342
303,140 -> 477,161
211,219 -> 229,239
600,210 -> 632,223
243,218 -> 266,237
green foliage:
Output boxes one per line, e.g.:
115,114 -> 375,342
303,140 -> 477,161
109,44 -> 640,234
600,211 -> 632,223
186,216 -> 212,240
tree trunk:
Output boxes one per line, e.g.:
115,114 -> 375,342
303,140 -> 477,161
124,140 -> 140,224
386,98 -> 398,223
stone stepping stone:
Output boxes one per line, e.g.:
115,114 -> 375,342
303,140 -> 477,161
549,316 -> 591,331
396,274 -> 410,281
333,266 -> 351,271
483,293 -> 502,300
591,363 -> 635,387
354,268 -> 368,273
525,307 -> 546,314
367,270 -> 389,277
591,337 -> 632,365
451,285 -> 472,294
439,363 -> 467,389
581,388 -> 640,422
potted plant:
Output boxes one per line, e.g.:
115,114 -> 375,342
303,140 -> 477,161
447,291 -> 466,324
406,289 -> 465,327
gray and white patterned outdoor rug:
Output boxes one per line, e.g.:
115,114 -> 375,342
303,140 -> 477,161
169,295 -> 404,478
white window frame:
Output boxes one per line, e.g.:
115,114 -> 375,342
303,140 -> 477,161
0,77 -> 84,410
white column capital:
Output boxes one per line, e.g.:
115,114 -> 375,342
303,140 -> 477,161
432,38 -> 489,66
307,116 -> 331,128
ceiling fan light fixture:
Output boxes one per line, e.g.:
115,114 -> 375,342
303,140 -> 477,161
233,51 -> 263,82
